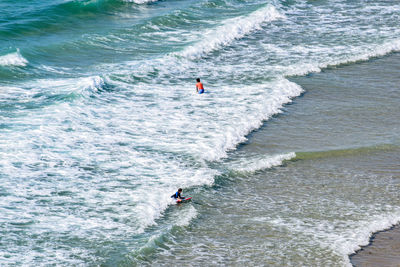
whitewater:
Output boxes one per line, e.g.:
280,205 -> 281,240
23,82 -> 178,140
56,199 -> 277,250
1,0 -> 400,265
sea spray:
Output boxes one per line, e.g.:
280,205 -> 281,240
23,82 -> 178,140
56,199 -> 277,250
0,50 -> 28,67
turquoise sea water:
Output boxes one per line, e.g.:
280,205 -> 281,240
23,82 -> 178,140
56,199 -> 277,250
0,0 -> 399,266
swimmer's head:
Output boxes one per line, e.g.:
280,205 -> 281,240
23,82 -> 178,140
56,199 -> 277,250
196,78 -> 200,82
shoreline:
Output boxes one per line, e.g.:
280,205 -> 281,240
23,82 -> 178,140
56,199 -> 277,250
131,49 -> 400,266
350,223 -> 400,266
289,52 -> 400,266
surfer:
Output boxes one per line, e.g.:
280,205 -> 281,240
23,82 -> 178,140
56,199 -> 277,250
171,188 -> 185,202
196,78 -> 204,94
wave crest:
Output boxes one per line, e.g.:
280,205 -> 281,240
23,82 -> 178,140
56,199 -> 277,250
77,76 -> 106,93
0,50 -> 28,67
232,152 -> 296,173
179,5 -> 285,60
283,39 -> 400,77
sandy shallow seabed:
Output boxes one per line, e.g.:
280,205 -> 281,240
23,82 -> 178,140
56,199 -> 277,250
346,53 -> 400,267
350,224 -> 400,267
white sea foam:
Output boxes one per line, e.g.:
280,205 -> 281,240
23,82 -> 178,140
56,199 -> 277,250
2,0 -> 400,265
338,212 -> 400,266
280,39 -> 400,77
270,209 -> 400,266
124,0 -> 159,4
175,205 -> 198,227
180,5 -> 284,60
0,74 -> 299,254
0,49 -> 28,67
233,152 -> 296,173
77,75 -> 105,93
39,65 -> 71,74
31,75 -> 106,95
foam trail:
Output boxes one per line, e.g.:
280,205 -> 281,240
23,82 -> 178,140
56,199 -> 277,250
175,205 -> 198,227
124,0 -> 159,4
23,75 -> 106,97
130,205 -> 198,262
180,5 -> 285,60
233,152 -> 296,173
0,75 -> 106,112
0,49 -> 28,67
270,210 -> 400,267
282,38 -> 400,77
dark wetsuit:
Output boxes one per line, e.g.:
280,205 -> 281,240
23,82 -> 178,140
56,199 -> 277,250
171,192 -> 185,200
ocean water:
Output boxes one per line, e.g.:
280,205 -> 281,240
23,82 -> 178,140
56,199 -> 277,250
0,0 -> 399,266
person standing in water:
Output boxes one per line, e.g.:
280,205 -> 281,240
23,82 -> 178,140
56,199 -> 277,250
196,78 -> 204,94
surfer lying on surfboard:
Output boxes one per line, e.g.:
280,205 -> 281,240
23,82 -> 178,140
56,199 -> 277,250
171,188 -> 185,201
171,188 -> 191,203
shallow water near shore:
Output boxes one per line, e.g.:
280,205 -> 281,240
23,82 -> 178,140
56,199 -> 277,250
351,224 -> 400,267
137,54 -> 400,266
1,0 -> 400,266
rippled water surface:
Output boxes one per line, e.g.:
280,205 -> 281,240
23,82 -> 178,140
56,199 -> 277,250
0,0 -> 399,265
